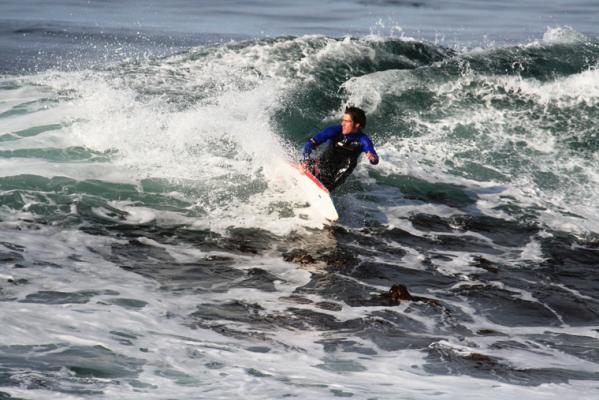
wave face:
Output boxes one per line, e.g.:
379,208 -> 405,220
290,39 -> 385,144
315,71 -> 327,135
2,27 -> 599,399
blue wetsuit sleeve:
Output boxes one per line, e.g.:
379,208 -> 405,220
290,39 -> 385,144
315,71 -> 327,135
303,125 -> 342,158
302,140 -> 315,159
361,134 -> 379,165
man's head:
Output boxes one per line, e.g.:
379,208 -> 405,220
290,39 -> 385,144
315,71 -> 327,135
341,106 -> 366,135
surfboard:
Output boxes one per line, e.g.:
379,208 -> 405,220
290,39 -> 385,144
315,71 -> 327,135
289,162 -> 339,222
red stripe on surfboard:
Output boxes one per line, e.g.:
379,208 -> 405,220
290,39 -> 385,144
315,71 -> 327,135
304,169 -> 330,194
291,163 -> 330,194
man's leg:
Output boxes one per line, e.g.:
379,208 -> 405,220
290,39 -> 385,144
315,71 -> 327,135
330,162 -> 357,190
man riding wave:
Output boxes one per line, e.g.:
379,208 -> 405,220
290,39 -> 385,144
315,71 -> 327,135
302,106 -> 379,191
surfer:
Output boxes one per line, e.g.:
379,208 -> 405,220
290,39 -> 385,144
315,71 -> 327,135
302,106 -> 379,191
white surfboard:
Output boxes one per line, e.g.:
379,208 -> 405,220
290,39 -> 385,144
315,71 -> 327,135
265,158 -> 339,223
288,162 -> 339,222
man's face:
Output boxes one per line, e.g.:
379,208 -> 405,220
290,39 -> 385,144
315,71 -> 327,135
341,113 -> 359,135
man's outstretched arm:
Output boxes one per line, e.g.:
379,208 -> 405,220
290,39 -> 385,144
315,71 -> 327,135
361,136 -> 379,165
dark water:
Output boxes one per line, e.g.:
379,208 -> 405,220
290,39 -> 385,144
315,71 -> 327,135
1,1 -> 599,399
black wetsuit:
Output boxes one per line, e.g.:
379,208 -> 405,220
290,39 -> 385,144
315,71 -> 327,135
303,124 -> 379,191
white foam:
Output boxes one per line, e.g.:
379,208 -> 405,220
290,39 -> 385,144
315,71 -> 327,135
519,237 -> 547,263
496,68 -> 599,108
541,26 -> 589,45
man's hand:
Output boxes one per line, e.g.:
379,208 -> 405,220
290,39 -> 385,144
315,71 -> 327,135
299,160 -> 310,173
366,152 -> 377,163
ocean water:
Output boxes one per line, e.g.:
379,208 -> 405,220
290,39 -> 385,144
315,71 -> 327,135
1,1 -> 599,399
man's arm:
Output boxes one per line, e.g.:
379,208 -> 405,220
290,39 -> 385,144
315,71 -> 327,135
361,135 -> 379,165
303,125 -> 342,159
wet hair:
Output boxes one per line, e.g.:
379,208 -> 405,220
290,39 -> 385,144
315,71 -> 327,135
344,106 -> 366,128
